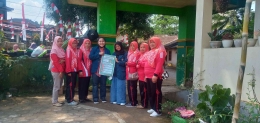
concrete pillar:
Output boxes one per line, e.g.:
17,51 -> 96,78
193,0 -> 213,88
176,6 -> 196,86
97,0 -> 116,52
254,0 -> 260,46
16,34 -> 19,43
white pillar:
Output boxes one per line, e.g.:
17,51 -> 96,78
16,34 -> 19,43
254,0 -> 260,46
193,0 -> 213,88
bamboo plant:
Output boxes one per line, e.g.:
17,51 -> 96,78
232,0 -> 253,122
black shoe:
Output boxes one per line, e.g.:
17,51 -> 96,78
84,98 -> 91,102
79,100 -> 86,103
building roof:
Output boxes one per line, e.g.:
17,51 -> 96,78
155,35 -> 178,45
164,41 -> 178,49
0,6 -> 14,12
139,35 -> 178,49
153,35 -> 178,49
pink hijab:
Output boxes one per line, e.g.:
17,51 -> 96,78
127,41 -> 139,62
66,38 -> 78,70
138,43 -> 149,61
145,37 -> 167,67
50,36 -> 65,58
80,39 -> 92,69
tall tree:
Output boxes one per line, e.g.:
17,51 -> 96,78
150,15 -> 179,35
44,0 -> 154,41
117,11 -> 154,41
232,0 -> 252,122
44,0 -> 97,28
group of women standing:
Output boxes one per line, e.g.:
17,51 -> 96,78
50,37 -> 109,106
49,36 -> 166,117
110,37 -> 166,117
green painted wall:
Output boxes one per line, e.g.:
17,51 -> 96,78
176,6 -> 196,86
116,2 -> 183,16
97,0 -> 116,55
97,0 -> 116,35
178,6 -> 196,40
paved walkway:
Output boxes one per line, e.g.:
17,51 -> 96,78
0,96 -> 126,123
0,93 -> 172,123
0,69 -> 177,123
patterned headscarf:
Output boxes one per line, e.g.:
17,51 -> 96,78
66,38 -> 78,71
127,41 -> 139,62
145,37 -> 167,67
79,39 -> 92,69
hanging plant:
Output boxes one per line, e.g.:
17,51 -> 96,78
215,0 -> 229,13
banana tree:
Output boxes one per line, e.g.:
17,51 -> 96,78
232,0 -> 253,122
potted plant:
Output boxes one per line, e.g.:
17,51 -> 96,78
233,32 -> 242,47
222,32 -> 233,48
215,0 -> 229,13
248,32 -> 256,47
254,29 -> 260,46
208,29 -> 222,48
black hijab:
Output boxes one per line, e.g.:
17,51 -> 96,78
114,42 -> 125,57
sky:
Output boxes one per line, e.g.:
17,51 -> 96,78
6,0 -> 256,25
6,0 -> 54,25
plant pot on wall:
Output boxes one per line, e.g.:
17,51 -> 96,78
222,32 -> 234,48
256,36 -> 260,46
210,41 -> 222,48
234,39 -> 242,47
222,40 -> 233,48
247,38 -> 256,47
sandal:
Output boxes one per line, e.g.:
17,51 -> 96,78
53,103 -> 62,107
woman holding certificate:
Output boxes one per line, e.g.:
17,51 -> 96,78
89,38 -> 110,104
110,42 -> 127,105
77,39 -> 92,103
125,41 -> 140,107
144,37 -> 166,117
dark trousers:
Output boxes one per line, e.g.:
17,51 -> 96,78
139,81 -> 148,108
92,74 -> 107,102
147,78 -> 162,113
127,80 -> 138,106
78,77 -> 91,100
65,72 -> 77,103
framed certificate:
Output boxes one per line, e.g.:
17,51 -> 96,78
99,54 -> 116,77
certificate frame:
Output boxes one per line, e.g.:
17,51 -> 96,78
99,54 -> 116,77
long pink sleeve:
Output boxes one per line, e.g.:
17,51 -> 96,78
154,51 -> 166,76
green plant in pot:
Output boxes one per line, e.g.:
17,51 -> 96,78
222,32 -> 234,48
197,84 -> 235,123
233,32 -> 242,47
208,29 -> 222,48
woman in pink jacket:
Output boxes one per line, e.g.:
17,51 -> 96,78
136,43 -> 149,109
65,38 -> 78,106
144,37 -> 166,117
125,41 -> 140,107
49,36 -> 65,107
77,39 -> 92,103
